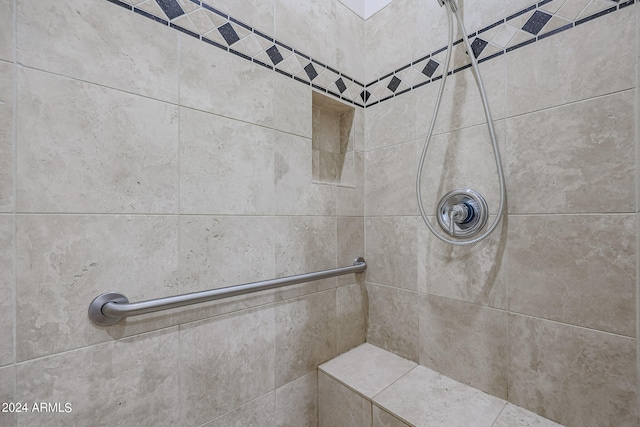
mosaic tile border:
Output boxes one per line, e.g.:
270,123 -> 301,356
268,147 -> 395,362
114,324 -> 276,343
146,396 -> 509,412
363,0 -> 635,106
105,0 -> 635,109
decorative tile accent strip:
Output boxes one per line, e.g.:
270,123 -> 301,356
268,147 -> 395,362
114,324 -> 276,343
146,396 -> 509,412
362,0 -> 634,107
105,0 -> 634,109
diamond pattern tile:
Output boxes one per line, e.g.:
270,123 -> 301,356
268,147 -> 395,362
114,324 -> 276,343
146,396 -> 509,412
103,0 -> 634,108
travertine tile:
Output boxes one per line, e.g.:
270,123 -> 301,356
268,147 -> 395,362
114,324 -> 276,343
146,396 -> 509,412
16,327 -> 180,427
506,91 -> 635,214
319,371 -> 372,427
180,106 -> 274,215
274,131 -> 336,216
419,295 -> 508,399
506,10 -> 635,116
275,0 -> 337,69
274,216 -> 337,278
372,405 -> 411,427
366,283 -> 419,362
205,0 -> 274,34
336,2 -> 365,83
273,74 -> 312,138
179,33 -> 274,127
337,151 -> 365,216
493,403 -> 565,427
336,283 -> 367,353
508,314 -> 638,427
180,307 -> 276,426
275,371 -> 317,427
365,142 -> 417,216
416,56 -> 507,137
0,365 -> 14,427
417,120 -> 506,215
319,343 -> 417,399
17,0 -> 179,103
365,0 -> 418,82
202,393 -> 276,427
17,67 -> 179,214
0,0 -> 12,61
507,215 -> 636,337
418,214 -> 507,309
0,215 -> 13,367
365,91 -> 417,151
275,290 -> 337,387
365,217 -> 417,291
16,215 -> 179,361
0,59 -> 13,212
179,216 -> 275,293
373,365 -> 506,427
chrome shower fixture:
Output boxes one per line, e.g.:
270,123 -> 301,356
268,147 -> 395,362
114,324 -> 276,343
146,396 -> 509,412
437,189 -> 488,238
436,0 -> 457,12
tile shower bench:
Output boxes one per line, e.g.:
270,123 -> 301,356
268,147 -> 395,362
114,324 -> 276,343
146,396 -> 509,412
318,343 -> 564,427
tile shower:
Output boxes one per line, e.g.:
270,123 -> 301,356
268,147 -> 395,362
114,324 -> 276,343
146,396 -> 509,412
0,0 -> 637,426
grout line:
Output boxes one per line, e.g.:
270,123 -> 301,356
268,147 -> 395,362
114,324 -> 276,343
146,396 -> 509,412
11,0 -> 17,407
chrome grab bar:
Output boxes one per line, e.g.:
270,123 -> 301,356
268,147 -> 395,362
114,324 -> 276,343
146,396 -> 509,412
89,257 -> 366,326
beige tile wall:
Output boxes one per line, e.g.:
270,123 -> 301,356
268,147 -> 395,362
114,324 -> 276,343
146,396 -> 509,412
364,2 -> 639,427
4,0 -> 365,425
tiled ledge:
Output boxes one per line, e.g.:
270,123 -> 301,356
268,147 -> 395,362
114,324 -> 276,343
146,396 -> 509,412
318,343 -> 564,427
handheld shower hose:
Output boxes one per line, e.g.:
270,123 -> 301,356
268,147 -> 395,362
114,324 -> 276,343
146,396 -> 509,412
416,0 -> 506,246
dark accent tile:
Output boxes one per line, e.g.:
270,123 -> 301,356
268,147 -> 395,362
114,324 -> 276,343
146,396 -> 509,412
470,38 -> 489,58
106,0 -> 132,10
230,17 -> 252,31
254,29 -> 273,42
134,8 -> 169,25
413,80 -> 429,90
341,74 -> 353,83
155,0 -> 185,20
360,90 -> 371,103
396,87 -> 412,96
312,84 -> 326,93
218,22 -> 240,46
276,40 -> 293,51
432,46 -> 447,56
452,63 -> 472,74
619,0 -> 634,8
368,100 -> 379,107
432,75 -> 443,82
335,78 -> 347,94
506,4 -> 536,22
422,59 -> 440,77
395,63 -> 411,73
538,22 -> 573,40
380,94 -> 394,103
275,68 -> 293,78
522,10 -> 553,35
266,45 -> 284,65
506,37 -> 536,52
575,6 -> 617,26
229,48 -> 251,61
312,58 -> 327,68
202,36 -> 228,51
453,38 -> 463,46
201,3 -> 227,19
327,65 -> 340,74
189,0 -> 201,5
354,102 -> 365,109
478,50 -> 504,63
379,71 -> 393,81
387,76 -> 401,92
170,23 -> 199,38
294,76 -> 310,85
294,50 -> 311,60
538,0 -> 554,6
477,19 -> 504,35
413,54 -> 430,65
327,89 -> 341,98
304,63 -> 318,81
353,80 -> 365,87
253,58 -> 273,70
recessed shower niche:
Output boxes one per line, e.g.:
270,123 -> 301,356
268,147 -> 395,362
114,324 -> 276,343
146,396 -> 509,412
312,92 -> 356,187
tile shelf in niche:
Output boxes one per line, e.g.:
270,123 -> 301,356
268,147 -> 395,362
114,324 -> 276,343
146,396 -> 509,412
312,91 -> 356,188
